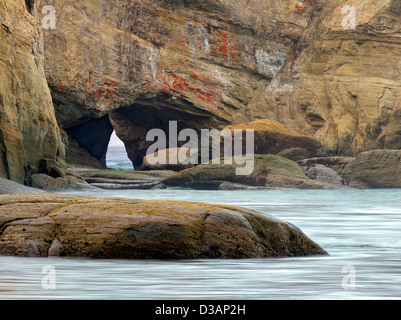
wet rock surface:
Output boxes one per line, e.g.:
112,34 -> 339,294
0,194 -> 328,259
70,167 -> 176,190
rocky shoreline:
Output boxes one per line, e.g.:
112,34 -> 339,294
1,148 -> 400,260
70,149 -> 401,191
1,0 -> 401,263
2,149 -> 401,193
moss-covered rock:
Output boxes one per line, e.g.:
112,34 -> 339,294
161,154 -> 331,189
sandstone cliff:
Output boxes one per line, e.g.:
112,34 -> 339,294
35,0 -> 401,168
0,0 -> 65,184
2,0 -> 401,185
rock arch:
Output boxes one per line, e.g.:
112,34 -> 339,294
38,0 -> 401,170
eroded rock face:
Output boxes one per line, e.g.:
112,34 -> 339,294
223,119 -> 318,159
293,0 -> 401,156
0,0 -> 65,184
0,194 -> 328,259
342,150 -> 401,188
35,0 -> 401,166
2,0 -> 401,183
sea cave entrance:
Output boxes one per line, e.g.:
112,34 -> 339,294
107,93 -> 224,170
64,93 -> 224,172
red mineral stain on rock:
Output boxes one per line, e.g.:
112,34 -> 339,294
146,71 -> 222,112
215,31 -> 237,60
85,79 -> 118,101
179,39 -> 190,51
294,0 -> 319,14
217,32 -> 229,55
295,2 -> 305,14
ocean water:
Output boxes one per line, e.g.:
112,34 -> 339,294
0,188 -> 401,300
106,148 -> 134,171
106,160 -> 135,171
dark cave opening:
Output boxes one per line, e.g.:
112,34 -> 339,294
63,93 -> 225,170
66,115 -> 115,168
108,93 -> 223,169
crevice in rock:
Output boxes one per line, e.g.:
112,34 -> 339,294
0,217 -> 35,237
25,0 -> 34,14
0,136 -> 10,180
199,212 -> 211,256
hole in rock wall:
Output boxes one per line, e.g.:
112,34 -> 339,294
108,93 -> 222,169
63,93 -> 224,171
106,131 -> 134,171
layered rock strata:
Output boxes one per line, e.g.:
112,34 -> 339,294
0,0 -> 65,184
35,0 -> 401,168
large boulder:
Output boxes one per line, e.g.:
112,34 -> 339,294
0,194 -> 327,259
161,154 -> 342,189
297,156 -> 356,186
342,150 -> 401,188
303,164 -> 344,186
298,157 -> 356,176
223,119 -> 318,159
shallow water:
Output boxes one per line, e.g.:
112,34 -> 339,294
1,188 -> 401,300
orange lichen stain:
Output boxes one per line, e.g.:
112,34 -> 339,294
47,78 -> 63,90
146,71 -> 223,111
215,31 -> 237,60
179,39 -> 190,51
146,80 -> 152,90
230,44 -> 238,60
294,0 -> 319,14
191,73 -> 206,82
85,80 -> 118,101
295,2 -> 305,14
217,32 -> 229,55
191,73 -> 226,88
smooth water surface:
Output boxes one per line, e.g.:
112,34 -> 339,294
1,188 -> 400,300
